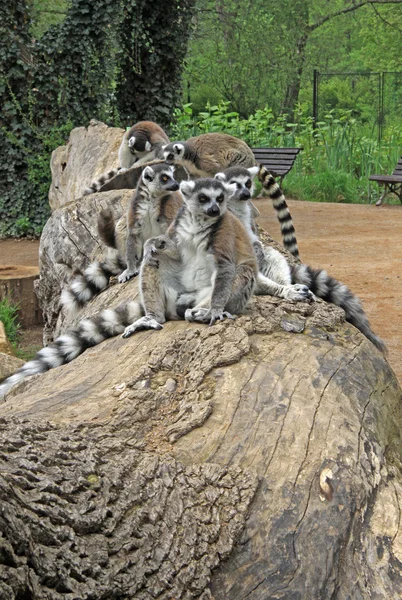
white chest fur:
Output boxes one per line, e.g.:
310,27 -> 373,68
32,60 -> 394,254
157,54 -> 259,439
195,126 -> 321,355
176,214 -> 216,292
136,196 -> 165,240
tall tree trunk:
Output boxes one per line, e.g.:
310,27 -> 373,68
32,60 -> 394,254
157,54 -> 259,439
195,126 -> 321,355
281,33 -> 309,119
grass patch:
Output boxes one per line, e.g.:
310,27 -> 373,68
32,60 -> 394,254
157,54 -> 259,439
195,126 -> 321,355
0,297 -> 21,349
0,298 -> 40,361
284,170 -> 364,204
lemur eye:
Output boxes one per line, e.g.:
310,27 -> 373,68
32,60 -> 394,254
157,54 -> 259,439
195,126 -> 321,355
236,182 -> 242,189
216,194 -> 224,203
245,180 -> 252,188
198,194 -> 209,203
162,175 -> 168,182
159,240 -> 166,249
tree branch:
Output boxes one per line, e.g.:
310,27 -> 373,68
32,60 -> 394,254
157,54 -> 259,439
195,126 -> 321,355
309,0 -> 402,32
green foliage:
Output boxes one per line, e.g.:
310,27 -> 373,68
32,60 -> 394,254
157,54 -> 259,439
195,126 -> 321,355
170,102 -> 402,203
0,0 -> 195,238
0,298 -> 21,349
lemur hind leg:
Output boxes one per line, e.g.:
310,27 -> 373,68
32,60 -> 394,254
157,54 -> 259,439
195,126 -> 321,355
254,242 -> 314,302
186,265 -> 255,325
122,236 -> 181,338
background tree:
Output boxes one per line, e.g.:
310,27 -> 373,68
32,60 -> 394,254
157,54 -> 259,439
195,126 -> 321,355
0,0 -> 196,237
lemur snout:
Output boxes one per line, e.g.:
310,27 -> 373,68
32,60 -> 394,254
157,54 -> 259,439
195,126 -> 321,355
166,181 -> 180,191
206,205 -> 220,216
240,190 -> 251,200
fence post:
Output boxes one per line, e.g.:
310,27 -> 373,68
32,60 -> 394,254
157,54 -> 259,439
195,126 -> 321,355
313,69 -> 318,130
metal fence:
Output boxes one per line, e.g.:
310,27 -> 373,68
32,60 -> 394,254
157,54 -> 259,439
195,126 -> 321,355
312,70 -> 402,141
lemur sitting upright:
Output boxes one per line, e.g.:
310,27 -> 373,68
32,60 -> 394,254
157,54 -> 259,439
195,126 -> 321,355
83,121 -> 169,196
122,177 -> 258,336
216,165 -> 386,353
0,178 -> 258,400
61,163 -> 182,314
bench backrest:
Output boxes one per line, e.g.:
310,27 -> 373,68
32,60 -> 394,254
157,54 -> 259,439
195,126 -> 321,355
251,147 -> 302,179
392,157 -> 402,176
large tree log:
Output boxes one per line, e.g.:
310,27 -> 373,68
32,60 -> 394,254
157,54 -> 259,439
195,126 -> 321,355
1,275 -> 401,598
2,121 -> 401,598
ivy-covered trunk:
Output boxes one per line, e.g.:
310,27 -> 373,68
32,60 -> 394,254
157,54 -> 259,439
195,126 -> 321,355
115,0 -> 196,129
0,0 -> 196,237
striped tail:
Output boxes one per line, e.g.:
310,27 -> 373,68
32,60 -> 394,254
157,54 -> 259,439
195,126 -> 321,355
61,210 -> 126,315
83,169 -> 118,196
257,165 -> 299,259
0,301 -> 142,400
61,252 -> 126,315
291,264 -> 386,353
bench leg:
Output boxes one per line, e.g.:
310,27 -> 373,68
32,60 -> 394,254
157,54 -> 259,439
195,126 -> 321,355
376,186 -> 389,207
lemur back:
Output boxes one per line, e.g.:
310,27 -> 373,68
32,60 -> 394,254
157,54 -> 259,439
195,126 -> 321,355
61,164 -> 182,314
83,121 -> 170,196
163,133 -> 256,178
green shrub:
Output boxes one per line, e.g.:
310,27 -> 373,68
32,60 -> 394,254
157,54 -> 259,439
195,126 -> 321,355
0,298 -> 21,349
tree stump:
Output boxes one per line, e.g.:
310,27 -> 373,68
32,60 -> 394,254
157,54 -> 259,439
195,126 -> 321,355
0,265 -> 43,327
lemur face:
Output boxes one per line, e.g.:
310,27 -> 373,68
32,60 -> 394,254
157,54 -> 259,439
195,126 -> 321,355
215,166 -> 259,202
163,143 -> 185,164
142,164 -> 179,194
180,178 -> 236,219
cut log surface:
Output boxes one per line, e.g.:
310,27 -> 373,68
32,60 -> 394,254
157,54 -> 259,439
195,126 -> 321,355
1,122 -> 401,599
0,265 -> 43,327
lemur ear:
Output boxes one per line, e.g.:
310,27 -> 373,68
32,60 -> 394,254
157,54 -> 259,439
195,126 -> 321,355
145,141 -> 152,152
248,166 -> 259,177
143,166 -> 155,182
180,180 -> 195,197
173,143 -> 184,155
128,136 -> 136,148
214,172 -> 226,182
225,183 -> 237,197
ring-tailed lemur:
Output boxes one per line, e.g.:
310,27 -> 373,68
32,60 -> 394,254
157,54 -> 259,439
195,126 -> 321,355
123,177 -> 258,336
216,166 -> 386,353
163,133 -> 256,178
61,164 -> 182,314
83,121 -> 170,196
0,178 -> 257,399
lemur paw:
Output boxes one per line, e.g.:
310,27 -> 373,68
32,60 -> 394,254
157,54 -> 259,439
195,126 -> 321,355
122,316 -> 163,338
209,310 -> 235,326
285,284 -> 315,303
185,307 -> 210,323
118,268 -> 139,284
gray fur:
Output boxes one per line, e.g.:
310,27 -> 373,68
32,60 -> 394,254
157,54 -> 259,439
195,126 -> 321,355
118,163 -> 180,283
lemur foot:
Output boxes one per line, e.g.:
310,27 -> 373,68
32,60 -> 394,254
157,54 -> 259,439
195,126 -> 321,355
118,268 -> 139,284
285,284 -> 315,302
209,309 -> 235,326
185,307 -> 210,323
122,316 -> 163,338
185,307 -> 235,325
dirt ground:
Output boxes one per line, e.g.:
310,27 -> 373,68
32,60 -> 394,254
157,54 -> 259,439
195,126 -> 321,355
256,199 -> 402,383
0,201 -> 401,382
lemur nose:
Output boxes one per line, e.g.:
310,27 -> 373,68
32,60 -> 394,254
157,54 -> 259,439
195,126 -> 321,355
240,190 -> 251,200
207,205 -> 220,216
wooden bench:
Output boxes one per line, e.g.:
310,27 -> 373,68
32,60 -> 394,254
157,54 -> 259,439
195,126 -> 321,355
251,147 -> 302,186
369,157 -> 402,206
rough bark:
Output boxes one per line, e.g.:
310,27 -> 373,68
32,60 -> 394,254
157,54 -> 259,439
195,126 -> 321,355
49,120 -> 124,210
1,285 -> 401,598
